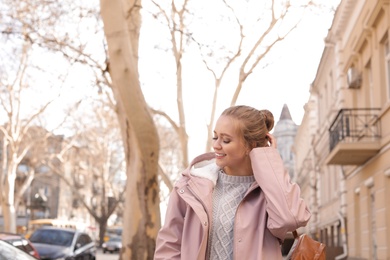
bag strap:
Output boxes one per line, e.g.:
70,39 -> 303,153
292,230 -> 299,239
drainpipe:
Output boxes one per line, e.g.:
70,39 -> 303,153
309,145 -> 319,236
335,167 -> 348,260
335,212 -> 348,260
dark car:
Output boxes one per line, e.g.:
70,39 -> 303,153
0,232 -> 40,259
102,236 -> 122,254
29,227 -> 96,260
0,239 -> 39,260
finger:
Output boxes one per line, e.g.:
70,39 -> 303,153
267,134 -> 277,148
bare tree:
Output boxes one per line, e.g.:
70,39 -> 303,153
144,0 -> 325,159
200,0 -> 318,151
45,99 -> 126,246
0,41 -> 64,232
147,0 -> 191,170
154,115 -> 181,198
3,0 -> 161,257
100,0 -> 160,259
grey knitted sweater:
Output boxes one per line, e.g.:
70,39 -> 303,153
208,170 -> 255,260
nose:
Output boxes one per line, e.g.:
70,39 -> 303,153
213,138 -> 222,151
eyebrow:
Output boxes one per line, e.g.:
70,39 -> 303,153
213,132 -> 233,138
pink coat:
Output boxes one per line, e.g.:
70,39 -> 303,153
154,147 -> 311,260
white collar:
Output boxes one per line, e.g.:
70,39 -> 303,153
190,159 -> 220,186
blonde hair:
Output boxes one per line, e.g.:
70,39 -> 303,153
221,105 -> 274,148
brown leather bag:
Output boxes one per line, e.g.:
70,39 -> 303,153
286,230 -> 326,260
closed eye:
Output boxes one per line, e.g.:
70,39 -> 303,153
212,137 -> 230,143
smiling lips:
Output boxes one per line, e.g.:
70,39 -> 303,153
215,153 -> 226,158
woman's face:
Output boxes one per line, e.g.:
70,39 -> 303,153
212,115 -> 253,176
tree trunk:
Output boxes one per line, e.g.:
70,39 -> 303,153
98,219 -> 107,247
1,164 -> 17,233
100,0 -> 161,259
1,138 -> 16,233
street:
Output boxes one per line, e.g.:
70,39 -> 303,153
96,248 -> 119,260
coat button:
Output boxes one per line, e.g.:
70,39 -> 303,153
203,221 -> 208,226
179,189 -> 184,193
238,239 -> 242,242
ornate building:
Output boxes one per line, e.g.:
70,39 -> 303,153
295,0 -> 390,259
273,104 -> 298,180
274,104 -> 310,256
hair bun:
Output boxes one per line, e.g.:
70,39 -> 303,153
260,109 -> 274,131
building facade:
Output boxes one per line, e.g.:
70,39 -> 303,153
295,0 -> 390,259
0,130 -> 96,234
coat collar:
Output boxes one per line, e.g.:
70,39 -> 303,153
191,159 -> 220,186
183,152 -> 220,186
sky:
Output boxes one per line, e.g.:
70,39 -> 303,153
29,0 -> 340,161
139,0 -> 340,159
0,0 -> 340,162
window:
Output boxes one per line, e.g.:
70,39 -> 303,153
370,190 -> 377,259
365,60 -> 374,107
76,234 -> 92,249
354,190 -> 361,255
336,222 -> 341,247
29,229 -> 74,247
330,225 -> 334,247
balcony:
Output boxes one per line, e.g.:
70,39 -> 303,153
325,108 -> 381,165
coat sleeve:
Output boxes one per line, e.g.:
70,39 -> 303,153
154,187 -> 186,260
249,147 -> 311,240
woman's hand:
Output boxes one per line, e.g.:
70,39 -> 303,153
266,133 -> 277,148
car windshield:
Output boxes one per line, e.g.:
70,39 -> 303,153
109,237 -> 121,242
29,229 -> 74,247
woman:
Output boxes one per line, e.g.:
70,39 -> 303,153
154,105 -> 311,260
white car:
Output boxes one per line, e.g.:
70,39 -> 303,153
29,226 -> 96,260
0,239 -> 39,260
102,236 -> 122,254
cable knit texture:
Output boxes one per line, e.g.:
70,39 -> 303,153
209,170 -> 255,260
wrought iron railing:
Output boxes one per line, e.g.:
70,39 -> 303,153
328,108 -> 381,151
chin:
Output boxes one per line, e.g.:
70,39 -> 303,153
215,160 -> 225,168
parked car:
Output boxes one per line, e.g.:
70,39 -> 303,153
0,232 -> 40,259
102,236 -> 122,254
29,226 -> 96,260
0,239 -> 39,260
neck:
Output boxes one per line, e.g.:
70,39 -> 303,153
223,164 -> 253,176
